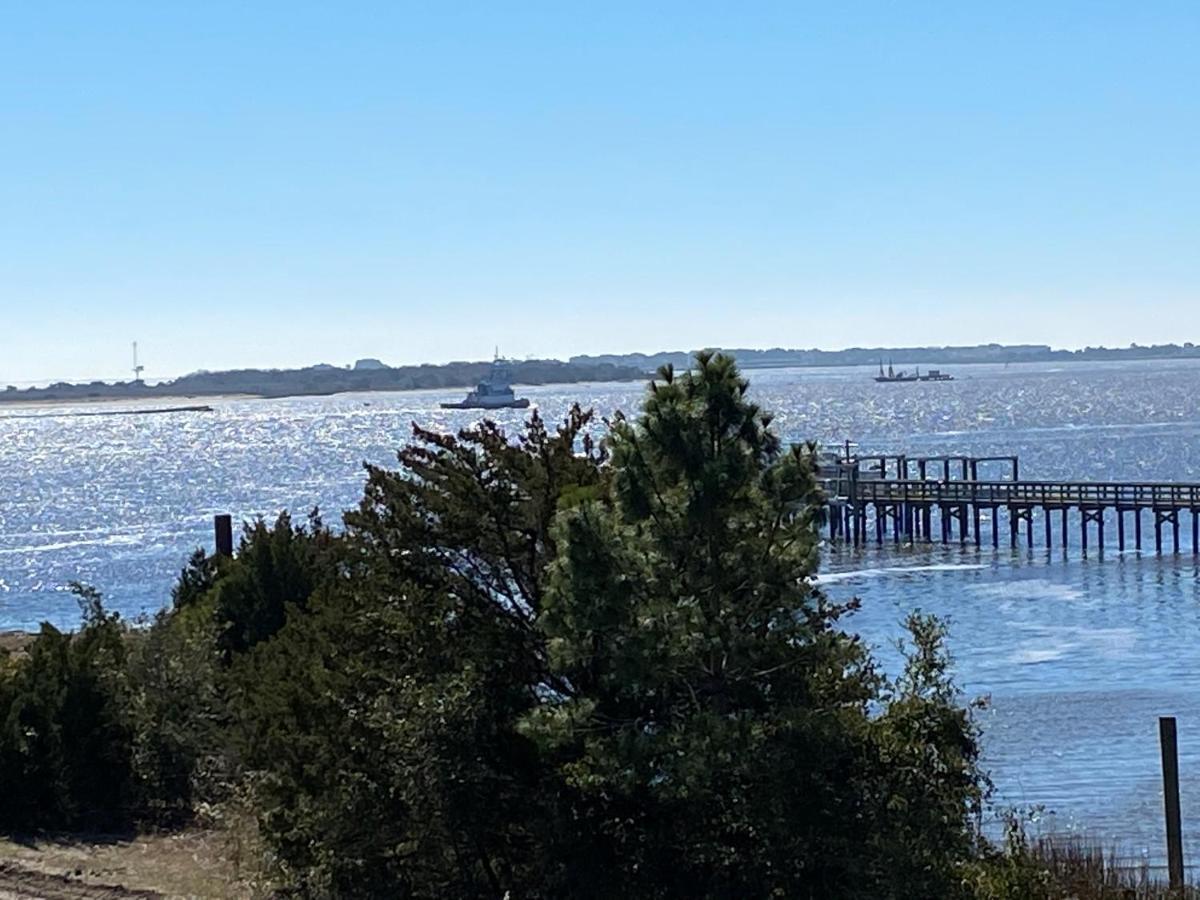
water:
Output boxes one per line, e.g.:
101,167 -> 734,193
3,358 -> 1200,857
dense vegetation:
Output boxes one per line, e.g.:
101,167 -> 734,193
0,354 -> 1150,898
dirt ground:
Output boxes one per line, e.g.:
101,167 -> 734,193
0,831 -> 271,900
0,633 -> 35,656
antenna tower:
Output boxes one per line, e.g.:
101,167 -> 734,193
132,341 -> 145,383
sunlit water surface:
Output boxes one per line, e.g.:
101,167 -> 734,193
4,359 -> 1200,858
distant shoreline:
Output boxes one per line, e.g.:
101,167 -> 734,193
0,359 -> 644,407
7,346 -> 1199,408
572,342 -> 1200,371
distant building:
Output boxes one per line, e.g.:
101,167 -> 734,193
354,358 -> 389,371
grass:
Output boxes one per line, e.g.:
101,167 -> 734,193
0,823 -> 276,899
1017,835 -> 1200,899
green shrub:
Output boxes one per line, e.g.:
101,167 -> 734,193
0,586 -> 134,830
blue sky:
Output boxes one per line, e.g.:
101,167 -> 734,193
1,2 -> 1197,383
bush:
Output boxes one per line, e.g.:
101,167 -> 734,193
0,586 -> 134,830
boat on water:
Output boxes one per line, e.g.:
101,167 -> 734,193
875,361 -> 919,383
874,361 -> 954,383
920,368 -> 954,382
440,356 -> 531,410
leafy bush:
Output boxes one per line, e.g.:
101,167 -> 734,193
0,586 -> 134,829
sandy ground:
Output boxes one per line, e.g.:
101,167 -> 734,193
0,832 -> 269,900
0,863 -> 162,899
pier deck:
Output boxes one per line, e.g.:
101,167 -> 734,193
820,452 -> 1200,555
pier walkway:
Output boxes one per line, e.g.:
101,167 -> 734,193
821,452 -> 1200,555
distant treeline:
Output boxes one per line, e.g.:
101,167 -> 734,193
0,359 -> 643,403
572,342 -> 1200,370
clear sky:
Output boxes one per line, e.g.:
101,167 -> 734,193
2,2 -> 1197,383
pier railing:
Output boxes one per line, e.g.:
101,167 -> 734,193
848,479 -> 1200,510
818,452 -> 1200,553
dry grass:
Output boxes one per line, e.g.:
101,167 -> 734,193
1028,835 -> 1200,899
0,824 -> 276,900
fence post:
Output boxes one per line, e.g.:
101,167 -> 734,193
214,514 -> 234,557
1160,716 -> 1185,890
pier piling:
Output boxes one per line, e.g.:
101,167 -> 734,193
214,514 -> 233,557
821,451 -> 1200,559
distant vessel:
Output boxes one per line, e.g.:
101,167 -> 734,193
440,355 -> 531,410
919,369 -> 954,382
874,361 -> 954,383
875,361 -> 918,383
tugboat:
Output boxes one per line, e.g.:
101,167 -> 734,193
440,354 -> 531,410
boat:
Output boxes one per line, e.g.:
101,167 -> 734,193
874,361 -> 954,382
874,361 -> 919,383
919,369 -> 954,382
440,355 -> 531,410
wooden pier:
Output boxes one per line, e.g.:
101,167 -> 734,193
821,452 -> 1200,556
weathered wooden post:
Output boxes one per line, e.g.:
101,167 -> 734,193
214,514 -> 234,557
1159,716 -> 1185,890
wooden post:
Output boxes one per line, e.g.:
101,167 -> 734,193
1136,508 -> 1143,551
1081,512 -> 1088,556
1044,508 -> 1052,550
1097,512 -> 1105,554
1009,507 -> 1018,548
214,514 -> 234,557
1026,510 -> 1034,549
1061,507 -> 1069,550
1174,513 -> 1181,554
1118,509 -> 1125,552
1193,510 -> 1199,556
1157,513 -> 1164,555
992,507 -> 1000,549
973,505 -> 982,547
1159,716 -> 1185,891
